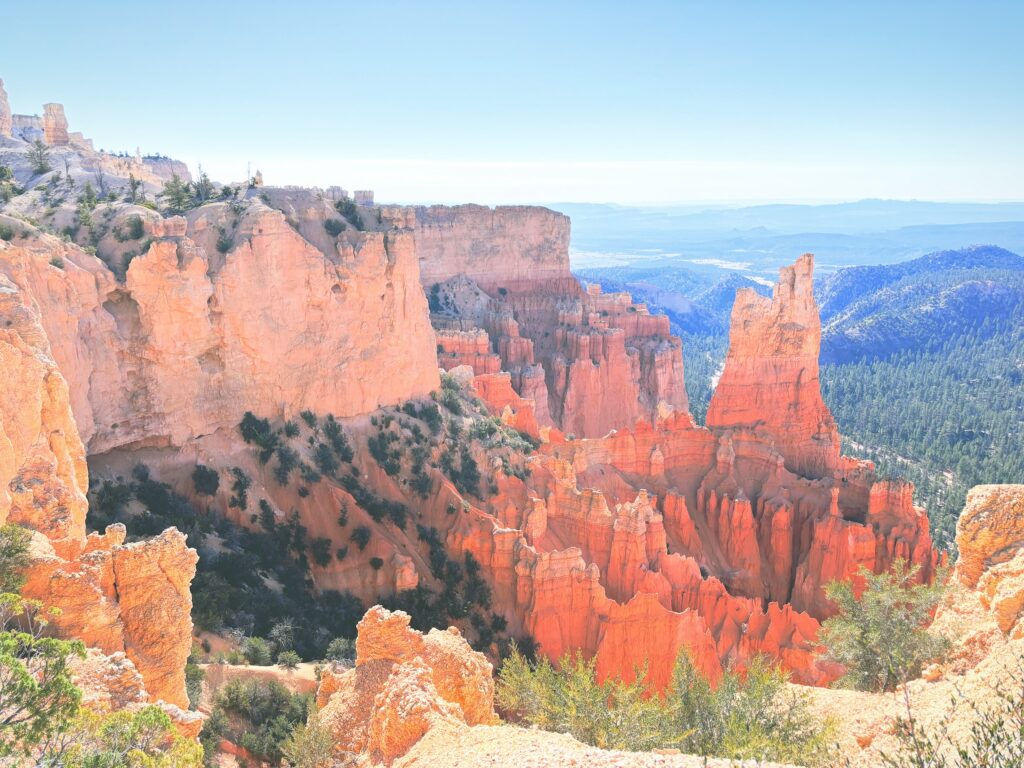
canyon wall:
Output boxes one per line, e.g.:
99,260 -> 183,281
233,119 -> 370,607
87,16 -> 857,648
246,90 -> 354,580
407,204 -> 572,292
2,201 -> 439,455
405,204 -> 688,436
0,265 -> 197,715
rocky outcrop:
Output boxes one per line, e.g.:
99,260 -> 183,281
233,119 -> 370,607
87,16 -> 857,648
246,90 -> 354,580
706,254 -> 840,479
2,201 -> 439,455
318,606 -> 496,763
0,78 -> 11,137
42,102 -> 69,145
956,484 -> 1024,635
0,259 -> 197,711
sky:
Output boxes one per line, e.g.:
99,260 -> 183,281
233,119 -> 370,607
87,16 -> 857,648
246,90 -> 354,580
2,1 -> 1022,205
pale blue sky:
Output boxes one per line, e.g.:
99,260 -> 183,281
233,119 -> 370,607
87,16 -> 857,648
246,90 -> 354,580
3,1 -> 1022,203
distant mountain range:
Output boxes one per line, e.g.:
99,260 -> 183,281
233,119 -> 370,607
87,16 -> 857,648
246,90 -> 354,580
556,199 -> 1024,280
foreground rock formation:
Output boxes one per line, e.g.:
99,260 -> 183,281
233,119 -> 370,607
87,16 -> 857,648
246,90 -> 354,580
317,606 -> 497,763
319,606 -> 794,768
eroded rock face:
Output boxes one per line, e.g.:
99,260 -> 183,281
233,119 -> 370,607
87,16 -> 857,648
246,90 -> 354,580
956,484 -> 1024,635
2,203 -> 439,455
411,205 -> 571,293
413,208 -> 688,436
318,606 -> 497,763
0,273 -> 88,548
706,254 -> 840,479
42,103 -> 69,145
0,258 -> 197,711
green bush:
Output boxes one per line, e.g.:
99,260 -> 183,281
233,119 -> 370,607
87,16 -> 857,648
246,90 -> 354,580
310,537 -> 332,567
325,637 -> 355,663
243,636 -> 274,666
324,218 -> 346,236
0,524 -> 32,593
369,557 -> 384,570
350,526 -> 371,551
228,467 -> 251,509
27,140 -> 51,174
820,559 -> 949,692
496,648 -> 834,765
201,678 -> 311,763
277,650 -> 301,670
334,198 -> 364,230
127,215 -> 145,239
191,464 -> 220,496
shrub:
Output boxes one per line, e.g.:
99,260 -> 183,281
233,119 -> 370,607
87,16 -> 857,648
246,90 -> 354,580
243,636 -> 274,666
281,709 -> 334,768
350,526 -> 371,551
310,537 -> 332,568
820,559 -> 949,692
300,410 -> 317,428
369,557 -> 384,570
27,139 -> 51,174
0,524 -> 32,593
277,650 -> 301,670
284,420 -> 300,438
49,705 -> 202,766
202,678 -> 311,764
274,445 -> 299,485
497,648 -> 834,765
334,198 -> 364,230
0,594 -> 86,758
269,620 -> 296,653
126,215 -> 145,239
337,504 -> 349,528
0,225 -> 14,242
322,415 -> 353,462
191,464 -> 220,496
185,659 -> 205,710
313,442 -> 339,477
335,546 -> 348,561
324,218 -> 346,236
228,467 -> 251,509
